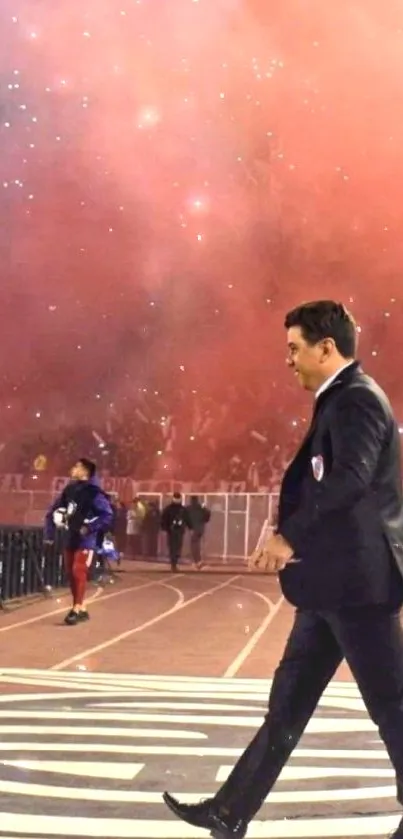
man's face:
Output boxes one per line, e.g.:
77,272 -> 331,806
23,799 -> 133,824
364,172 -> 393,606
286,326 -> 328,392
70,461 -> 87,481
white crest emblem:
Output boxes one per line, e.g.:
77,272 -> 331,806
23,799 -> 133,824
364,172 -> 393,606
311,454 -> 324,482
53,508 -> 66,528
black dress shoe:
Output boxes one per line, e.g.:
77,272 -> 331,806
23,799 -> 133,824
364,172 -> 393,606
162,792 -> 248,839
209,814 -> 247,839
163,792 -> 213,828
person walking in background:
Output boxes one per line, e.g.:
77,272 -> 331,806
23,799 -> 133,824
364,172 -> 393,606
114,499 -> 128,558
161,492 -> 190,572
44,458 -> 113,626
163,300 -> 403,839
126,496 -> 146,559
186,495 -> 211,569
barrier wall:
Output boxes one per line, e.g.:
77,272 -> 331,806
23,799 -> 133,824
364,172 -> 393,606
0,491 -> 279,561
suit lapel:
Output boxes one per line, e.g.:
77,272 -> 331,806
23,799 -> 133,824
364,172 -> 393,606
292,362 -> 362,456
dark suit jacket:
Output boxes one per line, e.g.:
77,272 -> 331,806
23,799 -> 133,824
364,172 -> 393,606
278,361 -> 403,609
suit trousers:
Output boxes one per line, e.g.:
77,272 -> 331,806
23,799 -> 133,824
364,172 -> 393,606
214,605 -> 403,822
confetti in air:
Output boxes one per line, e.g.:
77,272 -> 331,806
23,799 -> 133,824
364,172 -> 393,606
2,0 -> 403,481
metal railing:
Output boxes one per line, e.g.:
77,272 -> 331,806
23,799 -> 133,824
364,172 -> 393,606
0,490 -> 280,604
136,492 -> 280,561
0,491 -> 280,562
0,528 -> 64,605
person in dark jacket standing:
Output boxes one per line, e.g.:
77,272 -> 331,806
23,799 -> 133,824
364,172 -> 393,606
114,499 -> 128,556
44,458 -> 113,625
161,492 -> 190,572
163,300 -> 403,839
186,495 -> 211,569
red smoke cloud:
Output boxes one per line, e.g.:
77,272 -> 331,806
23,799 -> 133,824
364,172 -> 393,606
1,0 -> 403,451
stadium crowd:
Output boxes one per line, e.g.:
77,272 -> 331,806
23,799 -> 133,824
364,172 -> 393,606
0,387 -> 306,490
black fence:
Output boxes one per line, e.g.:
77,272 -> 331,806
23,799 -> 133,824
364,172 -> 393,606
0,527 -> 65,605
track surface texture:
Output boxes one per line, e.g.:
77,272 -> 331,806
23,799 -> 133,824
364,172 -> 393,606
0,566 -> 399,838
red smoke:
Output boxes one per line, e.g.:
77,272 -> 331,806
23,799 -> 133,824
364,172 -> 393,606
2,0 -> 403,450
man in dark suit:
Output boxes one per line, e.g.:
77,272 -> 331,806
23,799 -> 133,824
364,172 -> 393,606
163,300 -> 403,839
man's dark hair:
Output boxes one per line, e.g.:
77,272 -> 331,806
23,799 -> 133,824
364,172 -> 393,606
173,492 -> 182,501
284,300 -> 357,359
78,457 -> 97,479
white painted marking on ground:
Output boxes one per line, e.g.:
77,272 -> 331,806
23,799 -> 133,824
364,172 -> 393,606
0,709 -> 255,723
0,742 -> 240,756
293,747 -> 388,759
0,670 -> 359,692
0,742 -> 390,759
0,779 -> 396,804
0,710 -> 378,731
0,673 -> 395,838
223,590 -> 284,678
3,760 -> 144,780
0,576 -> 182,634
0,690 -> 261,703
93,695 -> 367,712
0,725 -> 206,739
89,701 -> 264,711
51,575 -> 240,670
216,764 -> 394,782
318,695 -> 366,712
0,812 -> 400,837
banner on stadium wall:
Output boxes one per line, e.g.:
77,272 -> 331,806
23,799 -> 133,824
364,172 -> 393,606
50,477 -> 252,502
0,474 -> 271,500
0,474 -> 25,492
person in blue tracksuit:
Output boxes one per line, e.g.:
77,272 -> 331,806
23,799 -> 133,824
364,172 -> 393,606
44,458 -> 113,625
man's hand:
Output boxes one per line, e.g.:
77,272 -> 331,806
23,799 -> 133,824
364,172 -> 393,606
248,533 -> 295,574
80,525 -> 89,536
43,539 -> 54,546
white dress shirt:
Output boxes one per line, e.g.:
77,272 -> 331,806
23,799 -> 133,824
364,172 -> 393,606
315,361 -> 355,400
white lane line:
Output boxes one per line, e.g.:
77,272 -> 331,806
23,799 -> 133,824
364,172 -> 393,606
0,709 -> 242,722
0,714 -> 377,732
0,701 -> 260,714
0,812 -> 400,838
216,765 -> 394,782
3,759 -> 144,781
51,575 -> 240,670
223,587 -> 284,678
0,672 -> 360,697
0,725 -> 206,739
50,581 -> 188,672
90,701 -> 261,711
49,581 -> 185,673
0,584 -> 102,632
0,575 -> 183,634
0,779 -> 396,804
158,580 -> 186,605
0,742 -> 391,759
